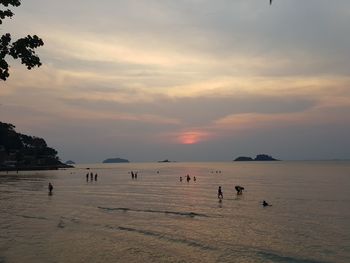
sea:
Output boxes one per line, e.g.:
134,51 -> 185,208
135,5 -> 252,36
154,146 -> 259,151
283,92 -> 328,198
0,161 -> 349,263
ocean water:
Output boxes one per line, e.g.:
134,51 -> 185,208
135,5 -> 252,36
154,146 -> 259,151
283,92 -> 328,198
0,161 -> 349,263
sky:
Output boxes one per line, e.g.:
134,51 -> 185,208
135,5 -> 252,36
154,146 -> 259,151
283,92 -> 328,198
1,0 -> 350,163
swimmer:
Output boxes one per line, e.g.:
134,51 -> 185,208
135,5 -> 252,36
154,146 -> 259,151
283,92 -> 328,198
235,185 -> 244,195
262,200 -> 271,207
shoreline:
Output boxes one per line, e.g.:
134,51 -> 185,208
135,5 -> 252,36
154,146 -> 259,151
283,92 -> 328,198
0,164 -> 74,172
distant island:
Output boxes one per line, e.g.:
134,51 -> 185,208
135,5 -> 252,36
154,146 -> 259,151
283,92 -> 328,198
234,154 -> 279,162
158,159 -> 173,163
0,122 -> 73,171
102,158 -> 130,163
65,160 -> 76,165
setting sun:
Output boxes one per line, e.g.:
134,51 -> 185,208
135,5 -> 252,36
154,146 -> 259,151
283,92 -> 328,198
178,131 -> 209,145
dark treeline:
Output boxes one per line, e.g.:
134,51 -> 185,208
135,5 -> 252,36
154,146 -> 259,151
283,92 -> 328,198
0,122 -> 67,169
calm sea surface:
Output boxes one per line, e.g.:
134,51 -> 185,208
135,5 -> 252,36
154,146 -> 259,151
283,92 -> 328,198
0,161 -> 349,263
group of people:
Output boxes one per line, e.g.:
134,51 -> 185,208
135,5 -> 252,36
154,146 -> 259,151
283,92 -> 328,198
86,172 -> 98,182
180,174 -> 196,182
217,185 -> 271,207
48,172 -> 270,207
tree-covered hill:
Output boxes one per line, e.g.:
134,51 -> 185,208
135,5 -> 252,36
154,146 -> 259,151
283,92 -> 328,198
0,122 -> 70,170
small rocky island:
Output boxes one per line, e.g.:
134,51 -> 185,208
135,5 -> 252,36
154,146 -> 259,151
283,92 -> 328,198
102,158 -> 130,163
234,154 -> 279,162
158,159 -> 172,163
0,122 -> 73,171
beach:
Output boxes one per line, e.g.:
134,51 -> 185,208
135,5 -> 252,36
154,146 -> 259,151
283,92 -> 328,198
0,161 -> 349,262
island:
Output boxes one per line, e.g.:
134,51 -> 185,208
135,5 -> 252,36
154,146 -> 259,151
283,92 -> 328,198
158,159 -> 172,163
234,156 -> 254,162
102,158 -> 130,163
0,122 -> 73,171
234,154 -> 279,162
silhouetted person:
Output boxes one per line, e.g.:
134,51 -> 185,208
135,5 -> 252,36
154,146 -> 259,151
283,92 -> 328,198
180,176 -> 183,182
131,171 -> 134,179
186,174 -> 191,182
90,172 -> 93,181
48,182 -> 53,194
94,173 -> 98,181
218,186 -> 223,199
135,172 -> 138,179
86,173 -> 89,181
262,200 -> 271,207
193,176 -> 196,182
235,185 -> 244,195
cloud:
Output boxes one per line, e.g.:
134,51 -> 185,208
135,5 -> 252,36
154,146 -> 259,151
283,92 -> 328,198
2,0 -> 350,161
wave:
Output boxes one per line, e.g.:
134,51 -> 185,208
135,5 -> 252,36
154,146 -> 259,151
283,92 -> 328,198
218,246 -> 331,263
15,214 -> 48,220
256,250 -> 331,263
106,225 -> 214,251
98,206 -> 209,218
57,219 -> 65,228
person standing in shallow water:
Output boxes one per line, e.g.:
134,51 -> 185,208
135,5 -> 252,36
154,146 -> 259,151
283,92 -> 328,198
218,186 -> 223,199
94,173 -> 98,181
48,182 -> 53,194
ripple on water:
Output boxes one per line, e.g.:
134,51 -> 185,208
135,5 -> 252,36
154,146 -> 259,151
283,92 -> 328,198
218,246 -> 331,263
105,225 -> 214,251
98,206 -> 210,218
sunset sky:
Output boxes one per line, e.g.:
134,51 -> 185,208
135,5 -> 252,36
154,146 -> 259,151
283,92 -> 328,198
1,0 -> 350,163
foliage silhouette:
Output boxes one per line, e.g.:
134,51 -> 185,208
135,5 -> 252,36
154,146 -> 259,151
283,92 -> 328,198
0,0 -> 43,81
0,121 -> 65,168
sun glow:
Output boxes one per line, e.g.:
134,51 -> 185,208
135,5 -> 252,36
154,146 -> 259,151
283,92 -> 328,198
178,131 -> 209,145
